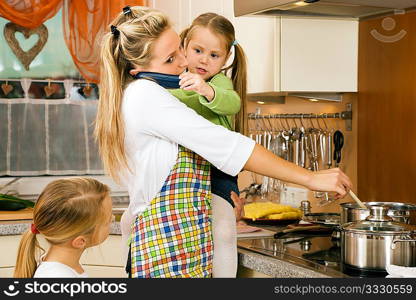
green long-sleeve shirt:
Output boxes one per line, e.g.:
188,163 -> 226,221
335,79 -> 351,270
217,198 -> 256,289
169,73 -> 241,131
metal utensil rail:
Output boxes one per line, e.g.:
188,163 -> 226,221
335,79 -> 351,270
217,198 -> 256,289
247,111 -> 352,121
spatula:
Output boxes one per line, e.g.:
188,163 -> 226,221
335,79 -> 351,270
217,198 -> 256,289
349,190 -> 367,209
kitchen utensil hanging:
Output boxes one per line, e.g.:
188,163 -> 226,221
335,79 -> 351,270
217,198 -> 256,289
247,107 -> 352,204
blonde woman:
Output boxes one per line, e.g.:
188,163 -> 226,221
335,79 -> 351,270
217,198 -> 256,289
95,6 -> 352,278
14,178 -> 112,278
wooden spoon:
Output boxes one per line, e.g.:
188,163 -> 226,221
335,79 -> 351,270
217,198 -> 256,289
349,190 -> 367,209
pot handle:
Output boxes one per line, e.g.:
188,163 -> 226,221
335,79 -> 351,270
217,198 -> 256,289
391,238 -> 416,250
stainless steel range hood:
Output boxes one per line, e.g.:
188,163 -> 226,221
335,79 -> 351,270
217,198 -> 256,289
234,0 -> 416,19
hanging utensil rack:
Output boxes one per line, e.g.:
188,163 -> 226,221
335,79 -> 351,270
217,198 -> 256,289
247,103 -> 353,131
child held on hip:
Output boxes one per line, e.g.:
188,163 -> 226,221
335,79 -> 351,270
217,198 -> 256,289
14,178 -> 113,278
169,13 -> 248,277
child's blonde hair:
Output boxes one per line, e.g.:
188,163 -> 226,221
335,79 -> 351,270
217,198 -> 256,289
14,177 -> 110,278
95,6 -> 171,182
180,12 -> 248,135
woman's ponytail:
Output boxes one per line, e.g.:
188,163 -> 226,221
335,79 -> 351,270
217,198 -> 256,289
95,32 -> 129,182
95,7 -> 171,182
14,231 -> 43,278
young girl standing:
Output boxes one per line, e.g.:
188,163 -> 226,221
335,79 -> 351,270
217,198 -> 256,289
169,13 -> 248,277
14,177 -> 113,278
95,6 -> 351,278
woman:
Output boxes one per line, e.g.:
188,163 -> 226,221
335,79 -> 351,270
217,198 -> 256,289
95,6 -> 352,278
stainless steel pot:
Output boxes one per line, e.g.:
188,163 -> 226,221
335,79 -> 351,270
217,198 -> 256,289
340,201 -> 416,225
341,206 -> 416,271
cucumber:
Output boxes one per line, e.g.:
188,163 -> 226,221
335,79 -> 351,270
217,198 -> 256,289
0,194 -> 35,208
0,199 -> 27,211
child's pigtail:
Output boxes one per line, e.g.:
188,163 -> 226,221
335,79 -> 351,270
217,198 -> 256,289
179,27 -> 190,48
230,43 -> 248,136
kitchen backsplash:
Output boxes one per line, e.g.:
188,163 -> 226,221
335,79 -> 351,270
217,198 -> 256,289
239,94 -> 357,214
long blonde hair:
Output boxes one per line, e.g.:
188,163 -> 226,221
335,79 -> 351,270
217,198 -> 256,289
180,13 -> 248,135
95,6 -> 171,182
14,177 -> 110,278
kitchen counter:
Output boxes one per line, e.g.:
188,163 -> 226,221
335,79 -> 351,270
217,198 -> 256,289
0,218 -> 347,278
0,220 -> 122,236
236,223 -> 349,278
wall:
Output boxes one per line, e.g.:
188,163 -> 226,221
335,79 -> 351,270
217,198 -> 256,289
358,10 -> 416,204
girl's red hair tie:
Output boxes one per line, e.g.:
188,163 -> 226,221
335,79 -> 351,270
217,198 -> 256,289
31,224 -> 39,234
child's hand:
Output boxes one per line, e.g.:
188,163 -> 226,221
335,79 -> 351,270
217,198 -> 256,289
179,72 -> 215,101
230,191 -> 245,222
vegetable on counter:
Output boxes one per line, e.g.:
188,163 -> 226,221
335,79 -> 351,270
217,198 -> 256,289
0,193 -> 35,211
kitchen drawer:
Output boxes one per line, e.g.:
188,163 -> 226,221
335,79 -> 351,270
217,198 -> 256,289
83,265 -> 127,278
80,235 -> 124,267
0,234 -> 124,269
0,235 -> 49,268
0,267 -> 14,278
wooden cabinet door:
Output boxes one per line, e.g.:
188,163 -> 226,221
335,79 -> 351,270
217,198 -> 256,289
358,12 -> 416,204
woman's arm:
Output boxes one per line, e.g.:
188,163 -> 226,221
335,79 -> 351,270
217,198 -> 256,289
243,144 -> 352,197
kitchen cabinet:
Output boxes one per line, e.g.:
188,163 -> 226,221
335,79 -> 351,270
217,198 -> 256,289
0,234 -> 125,278
280,17 -> 358,92
148,0 -> 358,93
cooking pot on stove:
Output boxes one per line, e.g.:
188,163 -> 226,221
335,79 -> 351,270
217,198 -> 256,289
341,206 -> 416,272
340,202 -> 416,225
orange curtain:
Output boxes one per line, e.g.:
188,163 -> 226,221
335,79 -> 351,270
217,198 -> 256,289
0,0 -> 62,29
62,0 -> 147,84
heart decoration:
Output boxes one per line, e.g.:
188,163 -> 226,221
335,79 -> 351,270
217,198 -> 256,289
44,85 -> 56,97
4,22 -> 48,71
1,83 -> 13,96
83,84 -> 92,97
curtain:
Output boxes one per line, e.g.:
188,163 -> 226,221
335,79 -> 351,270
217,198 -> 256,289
0,79 -> 103,176
0,0 -> 146,83
62,0 -> 146,83
0,0 -> 62,29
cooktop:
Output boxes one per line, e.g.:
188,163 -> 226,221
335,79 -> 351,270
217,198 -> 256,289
238,234 -> 388,278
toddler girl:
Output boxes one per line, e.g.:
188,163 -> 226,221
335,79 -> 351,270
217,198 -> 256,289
170,12 -> 248,277
14,177 -> 112,278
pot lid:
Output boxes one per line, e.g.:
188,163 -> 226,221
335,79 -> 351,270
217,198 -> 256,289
340,201 -> 416,210
342,220 -> 416,234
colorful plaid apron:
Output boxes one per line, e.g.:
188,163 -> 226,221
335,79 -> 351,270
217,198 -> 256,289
129,145 -> 212,277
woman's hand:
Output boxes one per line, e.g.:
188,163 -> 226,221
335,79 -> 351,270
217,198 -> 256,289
179,72 -> 215,101
230,191 -> 245,222
305,168 -> 352,199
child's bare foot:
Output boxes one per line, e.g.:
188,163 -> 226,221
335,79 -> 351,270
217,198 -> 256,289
230,191 -> 245,222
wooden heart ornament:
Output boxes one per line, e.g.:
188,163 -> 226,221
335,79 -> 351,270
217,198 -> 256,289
83,84 -> 93,97
4,22 -> 48,71
44,84 -> 56,97
1,83 -> 13,96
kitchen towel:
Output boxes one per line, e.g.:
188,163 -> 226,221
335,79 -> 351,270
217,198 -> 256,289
385,264 -> 416,278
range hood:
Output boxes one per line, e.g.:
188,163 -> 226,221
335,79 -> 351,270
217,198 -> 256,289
234,0 -> 416,19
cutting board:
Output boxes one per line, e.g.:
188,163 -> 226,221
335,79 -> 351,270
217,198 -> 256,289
0,208 -> 33,221
237,225 -> 275,239
237,229 -> 275,239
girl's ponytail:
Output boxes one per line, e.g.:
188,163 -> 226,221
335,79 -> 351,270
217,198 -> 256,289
229,43 -> 248,136
14,231 -> 43,278
179,27 -> 190,48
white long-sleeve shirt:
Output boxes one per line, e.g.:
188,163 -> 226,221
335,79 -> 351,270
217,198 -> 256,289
119,79 -> 255,254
